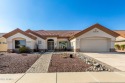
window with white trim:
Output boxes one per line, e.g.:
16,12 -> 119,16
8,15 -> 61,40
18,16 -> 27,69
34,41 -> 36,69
38,40 -> 42,44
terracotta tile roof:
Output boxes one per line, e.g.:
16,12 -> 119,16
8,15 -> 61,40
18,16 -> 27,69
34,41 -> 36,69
3,28 -> 37,40
114,30 -> 125,38
34,30 -> 80,38
33,24 -> 120,39
2,24 -> 123,40
25,29 -> 46,39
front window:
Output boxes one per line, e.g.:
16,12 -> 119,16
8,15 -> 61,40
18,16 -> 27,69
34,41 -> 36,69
59,41 -> 68,50
15,40 -> 26,48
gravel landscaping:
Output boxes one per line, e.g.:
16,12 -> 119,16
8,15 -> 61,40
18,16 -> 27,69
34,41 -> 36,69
48,53 -> 91,72
0,53 -> 40,74
48,53 -> 119,72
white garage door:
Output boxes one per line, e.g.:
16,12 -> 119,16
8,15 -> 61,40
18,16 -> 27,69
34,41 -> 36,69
80,38 -> 109,52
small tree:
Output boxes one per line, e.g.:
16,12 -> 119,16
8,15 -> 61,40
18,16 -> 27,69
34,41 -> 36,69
121,45 -> 125,50
34,44 -> 40,52
35,44 -> 39,52
115,44 -> 121,50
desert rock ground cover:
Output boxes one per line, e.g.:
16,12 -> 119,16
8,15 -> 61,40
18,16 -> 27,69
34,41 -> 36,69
0,53 -> 40,74
48,54 -> 91,72
48,53 -> 117,72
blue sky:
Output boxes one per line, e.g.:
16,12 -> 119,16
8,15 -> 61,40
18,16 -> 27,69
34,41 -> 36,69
0,0 -> 125,32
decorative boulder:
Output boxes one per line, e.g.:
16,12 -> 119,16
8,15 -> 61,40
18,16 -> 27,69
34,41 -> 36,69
70,54 -> 73,58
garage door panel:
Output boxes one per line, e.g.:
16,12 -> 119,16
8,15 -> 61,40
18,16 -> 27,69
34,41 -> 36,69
80,38 -> 109,52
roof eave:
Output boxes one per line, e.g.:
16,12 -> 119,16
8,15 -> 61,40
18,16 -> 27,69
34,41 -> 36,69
69,24 -> 120,40
3,28 -> 37,40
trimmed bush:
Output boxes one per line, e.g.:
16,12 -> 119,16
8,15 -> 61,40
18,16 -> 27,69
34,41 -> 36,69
62,53 -> 68,58
115,44 -> 121,50
121,45 -> 125,50
19,46 -> 31,53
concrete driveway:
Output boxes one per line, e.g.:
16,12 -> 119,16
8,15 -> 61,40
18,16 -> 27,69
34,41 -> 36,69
83,52 -> 125,71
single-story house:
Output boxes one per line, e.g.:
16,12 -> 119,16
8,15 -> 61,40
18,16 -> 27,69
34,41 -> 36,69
0,23 -> 124,52
114,30 -> 125,45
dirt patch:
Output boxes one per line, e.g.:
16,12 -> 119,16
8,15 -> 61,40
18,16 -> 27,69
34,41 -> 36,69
0,53 -> 40,74
48,54 -> 91,72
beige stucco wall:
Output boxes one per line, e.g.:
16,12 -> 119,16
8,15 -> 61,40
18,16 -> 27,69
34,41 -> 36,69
115,41 -> 125,45
29,33 -> 46,49
70,38 -> 76,51
6,33 -> 36,50
0,37 -> 7,51
116,36 -> 125,41
115,36 -> 125,45
70,28 -> 116,52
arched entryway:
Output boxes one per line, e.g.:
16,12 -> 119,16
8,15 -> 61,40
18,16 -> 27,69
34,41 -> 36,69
47,39 -> 54,50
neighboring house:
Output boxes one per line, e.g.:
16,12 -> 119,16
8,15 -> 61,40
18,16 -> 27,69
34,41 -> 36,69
0,33 -> 7,52
114,30 -> 125,45
0,23 -> 123,52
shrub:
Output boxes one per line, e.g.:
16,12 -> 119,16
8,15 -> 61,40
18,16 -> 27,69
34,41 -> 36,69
115,44 -> 121,50
121,45 -> 125,50
19,46 -> 31,53
62,53 -> 68,58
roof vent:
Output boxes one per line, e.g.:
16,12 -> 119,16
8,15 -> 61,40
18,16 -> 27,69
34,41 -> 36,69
93,29 -> 99,33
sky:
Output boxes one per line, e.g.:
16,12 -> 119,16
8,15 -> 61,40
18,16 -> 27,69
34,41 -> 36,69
0,0 -> 125,33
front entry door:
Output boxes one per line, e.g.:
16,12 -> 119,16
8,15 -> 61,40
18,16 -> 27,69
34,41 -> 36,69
48,41 -> 54,50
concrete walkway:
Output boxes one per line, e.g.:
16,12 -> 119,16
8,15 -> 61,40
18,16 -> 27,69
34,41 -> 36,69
1,72 -> 125,83
26,52 -> 52,73
83,52 -> 125,71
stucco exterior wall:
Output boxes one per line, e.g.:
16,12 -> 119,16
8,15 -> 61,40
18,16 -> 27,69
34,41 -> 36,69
29,33 -> 46,49
0,37 -> 7,51
70,28 -> 116,52
116,36 -> 125,41
115,36 -> 125,45
70,38 -> 76,51
6,33 -> 36,50
115,41 -> 125,45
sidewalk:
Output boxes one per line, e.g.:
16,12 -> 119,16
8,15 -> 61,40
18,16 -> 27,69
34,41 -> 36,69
1,72 -> 125,83
0,74 -> 24,83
